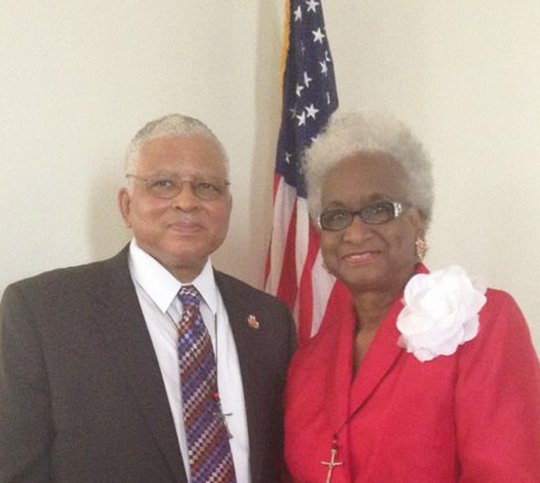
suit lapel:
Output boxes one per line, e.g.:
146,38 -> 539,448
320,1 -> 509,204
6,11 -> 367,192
90,248 -> 185,481
214,272 -> 275,482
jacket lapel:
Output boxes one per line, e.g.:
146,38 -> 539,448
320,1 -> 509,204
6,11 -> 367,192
214,271 -> 282,483
349,266 -> 429,410
349,297 -> 404,411
90,248 -> 186,481
322,283 -> 356,435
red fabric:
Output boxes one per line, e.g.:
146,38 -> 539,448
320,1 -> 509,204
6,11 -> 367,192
285,268 -> 540,482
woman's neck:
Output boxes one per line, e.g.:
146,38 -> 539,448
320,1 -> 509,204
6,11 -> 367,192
353,290 -> 396,330
351,264 -> 416,329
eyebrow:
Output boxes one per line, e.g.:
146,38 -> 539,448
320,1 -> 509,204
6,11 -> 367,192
141,171 -> 226,181
323,194 -> 394,209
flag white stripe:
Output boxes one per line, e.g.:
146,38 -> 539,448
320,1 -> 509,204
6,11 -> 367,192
295,197 -> 311,287
310,250 -> 336,336
265,178 -> 297,295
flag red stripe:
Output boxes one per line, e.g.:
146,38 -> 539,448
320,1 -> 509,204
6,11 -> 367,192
276,203 -> 299,309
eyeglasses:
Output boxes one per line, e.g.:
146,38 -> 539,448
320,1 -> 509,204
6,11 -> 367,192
318,200 -> 410,231
126,173 -> 230,201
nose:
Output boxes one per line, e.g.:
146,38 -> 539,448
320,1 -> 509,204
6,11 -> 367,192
341,214 -> 372,242
171,181 -> 199,211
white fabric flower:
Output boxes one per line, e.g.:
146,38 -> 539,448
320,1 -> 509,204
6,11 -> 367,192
396,265 -> 487,362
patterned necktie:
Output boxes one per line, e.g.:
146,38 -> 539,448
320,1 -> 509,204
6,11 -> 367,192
177,285 -> 236,483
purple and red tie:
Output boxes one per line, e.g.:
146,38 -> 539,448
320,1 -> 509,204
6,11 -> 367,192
177,285 -> 236,483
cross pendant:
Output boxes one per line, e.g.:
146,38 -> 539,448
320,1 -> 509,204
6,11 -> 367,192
321,446 -> 343,483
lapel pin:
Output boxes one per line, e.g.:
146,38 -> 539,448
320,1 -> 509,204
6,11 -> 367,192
247,314 -> 260,330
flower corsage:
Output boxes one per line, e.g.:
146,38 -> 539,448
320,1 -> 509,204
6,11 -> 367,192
396,265 -> 487,362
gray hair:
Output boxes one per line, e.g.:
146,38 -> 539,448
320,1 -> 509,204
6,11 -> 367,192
303,111 -> 434,227
124,113 -> 229,175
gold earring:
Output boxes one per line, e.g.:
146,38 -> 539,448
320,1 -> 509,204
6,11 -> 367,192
415,237 -> 428,261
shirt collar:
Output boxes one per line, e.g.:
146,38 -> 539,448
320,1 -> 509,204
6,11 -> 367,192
128,239 -> 218,314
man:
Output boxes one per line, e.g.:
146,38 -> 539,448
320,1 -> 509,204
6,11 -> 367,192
0,114 -> 296,482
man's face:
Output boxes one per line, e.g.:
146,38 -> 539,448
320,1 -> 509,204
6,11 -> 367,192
118,135 -> 232,282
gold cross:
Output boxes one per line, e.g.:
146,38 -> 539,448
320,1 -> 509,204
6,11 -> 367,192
321,446 -> 343,483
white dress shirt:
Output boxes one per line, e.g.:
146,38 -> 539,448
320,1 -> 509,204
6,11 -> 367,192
128,240 -> 251,482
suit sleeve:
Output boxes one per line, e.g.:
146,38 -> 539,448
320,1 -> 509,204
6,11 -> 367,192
454,291 -> 540,482
0,283 -> 53,482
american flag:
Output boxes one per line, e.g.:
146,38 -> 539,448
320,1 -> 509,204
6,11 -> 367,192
265,0 -> 339,344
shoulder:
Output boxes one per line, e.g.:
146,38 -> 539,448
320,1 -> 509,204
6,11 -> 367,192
214,270 -> 296,344
214,270 -> 290,311
458,287 -> 537,368
479,288 -> 528,335
2,248 -> 129,303
483,287 -> 521,311
476,288 -> 537,355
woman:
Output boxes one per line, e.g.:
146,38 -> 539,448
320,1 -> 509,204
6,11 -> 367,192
284,112 -> 540,482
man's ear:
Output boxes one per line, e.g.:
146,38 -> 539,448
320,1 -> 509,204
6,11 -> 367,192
117,188 -> 132,228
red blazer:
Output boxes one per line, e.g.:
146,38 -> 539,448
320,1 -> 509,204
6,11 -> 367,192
285,269 -> 540,482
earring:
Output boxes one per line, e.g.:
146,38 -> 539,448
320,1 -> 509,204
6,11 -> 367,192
415,237 -> 428,261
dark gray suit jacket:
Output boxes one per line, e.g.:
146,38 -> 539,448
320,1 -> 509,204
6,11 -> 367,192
0,247 -> 296,482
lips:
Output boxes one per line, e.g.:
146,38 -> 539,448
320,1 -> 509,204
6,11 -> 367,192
342,250 -> 379,264
168,220 -> 203,234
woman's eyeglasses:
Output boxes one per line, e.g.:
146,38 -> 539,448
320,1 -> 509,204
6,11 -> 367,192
318,200 -> 410,231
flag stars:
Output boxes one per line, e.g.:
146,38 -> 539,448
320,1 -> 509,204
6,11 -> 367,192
319,60 -> 328,74
305,104 -> 319,119
312,27 -> 325,44
303,71 -> 312,88
296,111 -> 307,126
285,152 -> 292,164
296,83 -> 305,97
294,5 -> 302,21
305,0 -> 319,13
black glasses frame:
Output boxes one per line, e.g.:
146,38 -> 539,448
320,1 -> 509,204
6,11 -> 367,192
317,200 -> 409,231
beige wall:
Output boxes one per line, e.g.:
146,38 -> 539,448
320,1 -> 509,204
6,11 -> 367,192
1,1 -> 538,352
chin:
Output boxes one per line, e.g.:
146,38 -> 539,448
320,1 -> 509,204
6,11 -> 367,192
339,269 -> 388,293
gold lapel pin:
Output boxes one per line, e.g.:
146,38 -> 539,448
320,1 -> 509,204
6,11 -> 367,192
247,315 -> 260,329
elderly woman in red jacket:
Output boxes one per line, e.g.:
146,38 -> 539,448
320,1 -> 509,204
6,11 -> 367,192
284,111 -> 540,482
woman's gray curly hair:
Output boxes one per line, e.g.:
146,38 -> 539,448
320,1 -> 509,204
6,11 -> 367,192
303,111 -> 434,227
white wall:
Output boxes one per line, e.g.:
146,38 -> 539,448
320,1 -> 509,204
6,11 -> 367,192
1,1 -> 538,352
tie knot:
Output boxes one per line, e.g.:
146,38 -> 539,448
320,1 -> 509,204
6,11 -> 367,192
178,285 -> 201,309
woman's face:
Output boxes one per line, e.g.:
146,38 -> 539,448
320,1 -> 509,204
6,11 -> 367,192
319,152 -> 425,297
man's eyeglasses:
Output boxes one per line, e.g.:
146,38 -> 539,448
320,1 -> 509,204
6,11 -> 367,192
126,174 -> 230,201
318,200 -> 410,231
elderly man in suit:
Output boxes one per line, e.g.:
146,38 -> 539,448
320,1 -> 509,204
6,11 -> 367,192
0,114 -> 296,482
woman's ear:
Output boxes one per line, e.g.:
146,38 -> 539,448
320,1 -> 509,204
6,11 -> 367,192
410,207 -> 427,235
